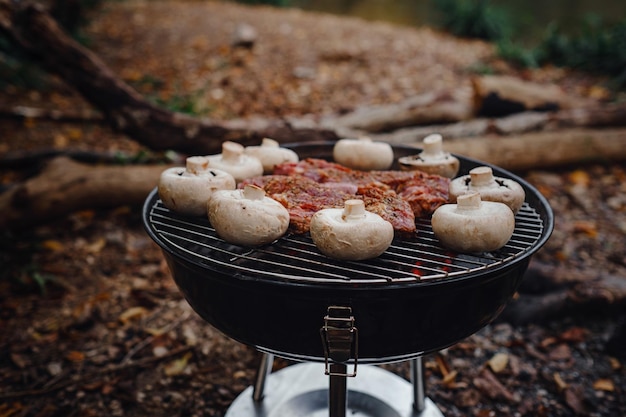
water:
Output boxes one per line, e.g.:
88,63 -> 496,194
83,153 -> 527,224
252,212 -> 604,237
289,0 -> 626,43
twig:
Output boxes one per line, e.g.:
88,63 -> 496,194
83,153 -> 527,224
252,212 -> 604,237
120,310 -> 191,364
0,345 -> 194,400
0,105 -> 104,123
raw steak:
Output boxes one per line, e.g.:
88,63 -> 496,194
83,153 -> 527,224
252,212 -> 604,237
242,175 -> 416,235
274,158 -> 450,217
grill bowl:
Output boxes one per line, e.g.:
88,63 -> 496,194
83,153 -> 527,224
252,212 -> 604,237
143,142 -> 553,363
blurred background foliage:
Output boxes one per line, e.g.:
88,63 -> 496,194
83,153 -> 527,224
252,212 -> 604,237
2,0 -> 625,91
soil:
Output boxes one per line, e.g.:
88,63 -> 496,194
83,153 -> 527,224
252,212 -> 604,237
1,1 -> 625,416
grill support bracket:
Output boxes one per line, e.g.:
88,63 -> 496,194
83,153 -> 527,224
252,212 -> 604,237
320,306 -> 358,377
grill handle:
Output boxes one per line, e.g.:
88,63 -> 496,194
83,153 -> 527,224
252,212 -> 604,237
320,306 -> 358,377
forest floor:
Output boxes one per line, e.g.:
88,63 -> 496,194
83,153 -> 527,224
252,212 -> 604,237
1,1 -> 625,416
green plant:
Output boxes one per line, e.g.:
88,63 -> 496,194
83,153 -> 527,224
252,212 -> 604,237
0,232 -> 57,295
496,39 -> 541,69
432,0 -> 513,41
537,17 -> 626,82
498,17 -> 626,89
153,89 -> 208,116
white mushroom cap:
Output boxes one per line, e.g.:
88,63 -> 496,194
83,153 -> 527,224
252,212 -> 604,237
206,141 -> 264,183
431,192 -> 515,253
207,184 -> 290,247
244,138 -> 299,174
158,156 -> 236,217
398,133 -> 460,178
310,199 -> 394,260
333,137 -> 394,171
449,166 -> 526,213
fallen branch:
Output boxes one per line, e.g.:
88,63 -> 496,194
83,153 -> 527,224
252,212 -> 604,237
0,147 -> 177,169
0,156 -> 172,230
0,104 -> 104,123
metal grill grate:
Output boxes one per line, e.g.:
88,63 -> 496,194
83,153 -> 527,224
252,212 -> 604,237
146,195 -> 545,285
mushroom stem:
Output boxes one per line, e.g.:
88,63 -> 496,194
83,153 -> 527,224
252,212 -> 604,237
469,166 -> 496,187
457,192 -> 482,210
342,199 -> 366,220
261,137 -> 280,147
242,184 -> 266,200
221,141 -> 245,163
421,134 -> 445,158
186,156 -> 209,174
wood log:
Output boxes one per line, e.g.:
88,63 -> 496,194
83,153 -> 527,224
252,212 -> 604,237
497,260 -> 626,325
442,128 -> 626,171
471,75 -> 579,117
372,102 -> 626,144
329,87 -> 475,133
0,0 -> 339,154
1,127 -> 625,231
374,127 -> 626,171
0,156 -> 172,230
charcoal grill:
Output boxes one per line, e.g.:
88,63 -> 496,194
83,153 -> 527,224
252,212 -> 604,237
143,142 -> 553,417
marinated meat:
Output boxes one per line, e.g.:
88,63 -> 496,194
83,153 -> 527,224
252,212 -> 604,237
275,158 -> 450,217
242,158 -> 449,237
395,175 -> 450,218
241,175 -> 416,235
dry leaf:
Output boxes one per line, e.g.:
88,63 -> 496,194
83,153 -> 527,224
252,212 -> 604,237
53,133 -> 68,147
564,386 -> 587,414
23,117 -> 35,129
10,353 -> 28,369
609,357 -> 622,371
0,402 -> 25,417
587,85 -> 611,100
473,368 -> 517,402
146,327 -> 168,337
65,351 -> 85,363
487,352 -> 509,373
85,238 -> 107,254
568,170 -> 590,187
553,372 -> 568,391
442,370 -> 458,387
548,344 -> 572,361
163,352 -> 192,376
67,128 -> 82,140
435,352 -> 451,376
540,336 -> 558,348
42,240 -> 65,252
233,370 -> 247,379
593,378 -> 615,392
119,306 -> 149,324
559,327 -> 588,343
572,220 -> 598,238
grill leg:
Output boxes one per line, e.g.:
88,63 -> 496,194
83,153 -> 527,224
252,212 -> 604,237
252,352 -> 274,402
410,357 -> 426,412
328,363 -> 348,417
